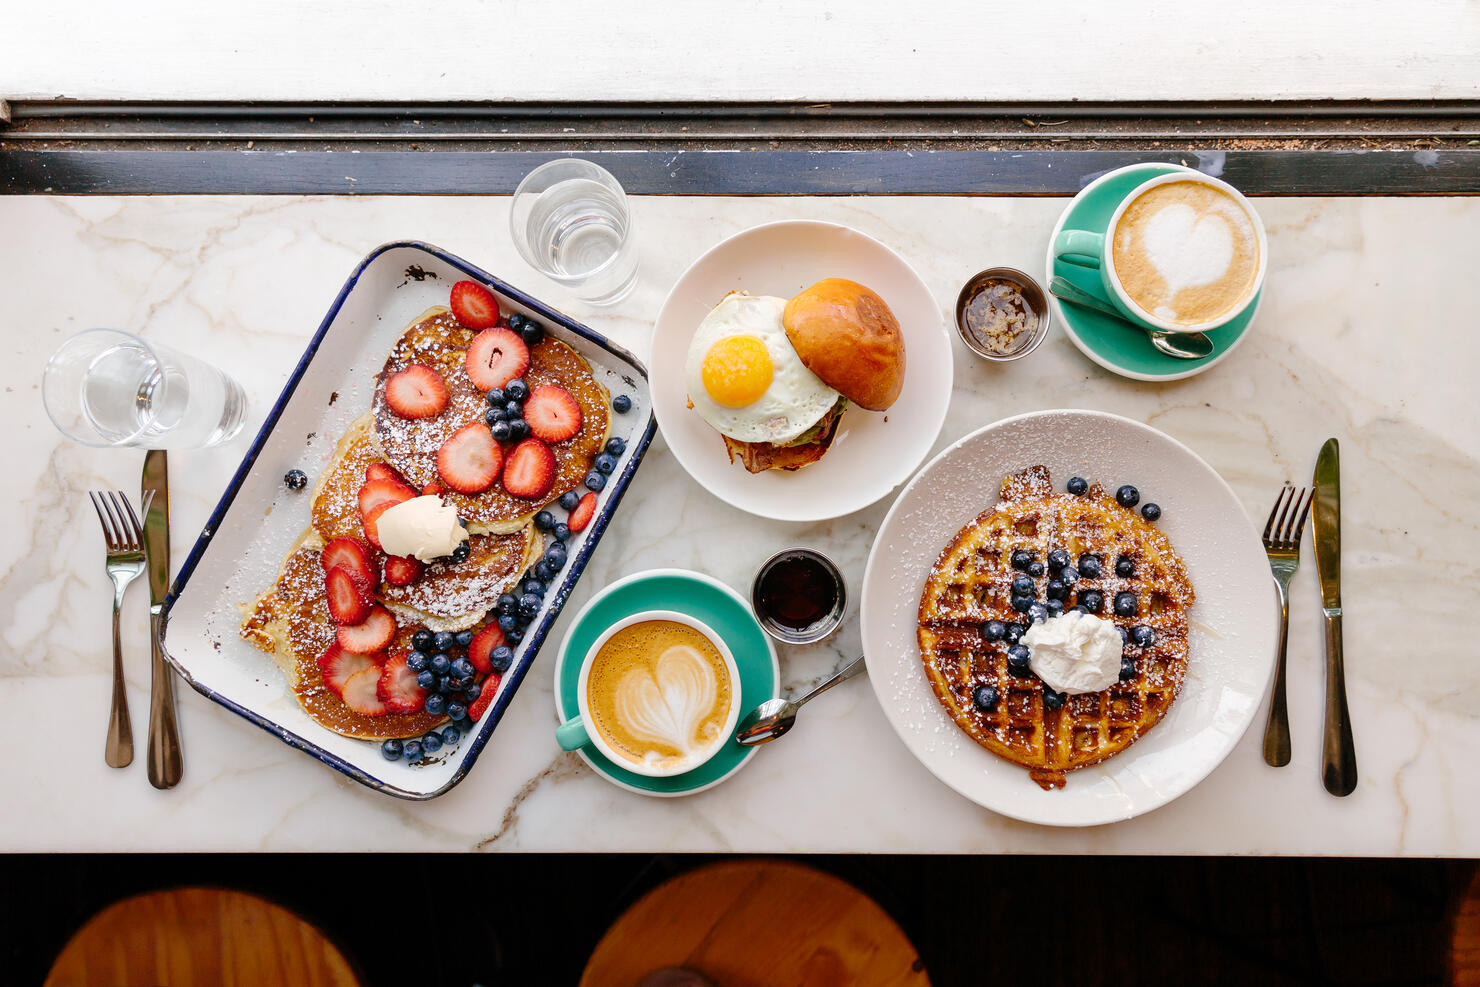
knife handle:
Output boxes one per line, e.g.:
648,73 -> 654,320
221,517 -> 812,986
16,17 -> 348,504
148,612 -> 183,789
1320,611 -> 1357,797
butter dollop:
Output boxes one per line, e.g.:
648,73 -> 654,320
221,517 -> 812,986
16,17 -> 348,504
1023,610 -> 1123,695
375,495 -> 469,562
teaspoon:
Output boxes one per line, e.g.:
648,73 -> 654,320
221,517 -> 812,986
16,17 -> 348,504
1048,277 -> 1214,360
734,655 -> 867,746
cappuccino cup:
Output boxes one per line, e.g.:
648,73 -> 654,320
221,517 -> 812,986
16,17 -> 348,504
1053,171 -> 1266,334
556,610 -> 740,777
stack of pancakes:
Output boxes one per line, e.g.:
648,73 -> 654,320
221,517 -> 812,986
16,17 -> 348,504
241,306 -> 609,740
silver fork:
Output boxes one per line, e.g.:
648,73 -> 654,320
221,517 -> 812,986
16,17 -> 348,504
89,489 -> 154,769
1260,483 -> 1313,767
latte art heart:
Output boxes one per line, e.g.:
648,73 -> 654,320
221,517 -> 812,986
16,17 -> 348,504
1140,204 -> 1234,293
614,644 -> 718,757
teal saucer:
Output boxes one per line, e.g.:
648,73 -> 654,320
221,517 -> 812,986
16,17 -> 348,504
553,569 -> 779,797
1045,162 -> 1262,381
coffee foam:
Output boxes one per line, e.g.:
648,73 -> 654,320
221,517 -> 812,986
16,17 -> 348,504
586,620 -> 733,771
1112,180 -> 1260,326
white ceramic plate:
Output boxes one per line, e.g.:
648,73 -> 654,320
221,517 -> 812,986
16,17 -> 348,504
860,410 -> 1277,827
650,220 -> 953,522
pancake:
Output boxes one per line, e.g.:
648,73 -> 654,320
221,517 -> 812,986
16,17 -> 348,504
380,527 -> 543,633
310,414 -> 382,543
370,306 -> 610,533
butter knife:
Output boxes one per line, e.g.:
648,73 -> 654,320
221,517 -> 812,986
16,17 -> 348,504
142,449 -> 183,789
1312,438 -> 1357,796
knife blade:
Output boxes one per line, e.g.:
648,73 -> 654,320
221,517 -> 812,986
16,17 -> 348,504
142,449 -> 183,789
1311,438 -> 1356,796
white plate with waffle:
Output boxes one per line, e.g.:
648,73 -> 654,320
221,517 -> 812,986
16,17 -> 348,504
860,410 -> 1277,826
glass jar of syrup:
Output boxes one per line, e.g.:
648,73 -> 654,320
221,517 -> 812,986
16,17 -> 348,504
751,549 -> 847,644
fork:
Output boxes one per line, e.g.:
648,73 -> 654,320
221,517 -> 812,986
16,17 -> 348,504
1260,483 -> 1314,767
89,489 -> 154,769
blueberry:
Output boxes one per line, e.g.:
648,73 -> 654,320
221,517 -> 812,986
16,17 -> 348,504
507,313 -> 526,330
283,469 -> 308,491
433,631 -> 455,653
438,674 -> 457,694
1067,605 -> 1088,615
465,682 -> 482,702
1115,556 -> 1135,578
1131,625 -> 1156,648
402,740 -> 423,761
442,727 -> 461,745
446,701 -> 468,722
1043,688 -> 1066,709
553,522 -> 570,541
1004,623 -> 1026,644
982,620 -> 1006,642
1028,602 -> 1049,624
490,419 -> 512,442
594,453 -> 617,475
417,669 -> 437,690
519,320 -> 543,345
1120,656 -> 1137,681
508,419 -> 531,442
1141,502 -> 1162,522
1067,476 -> 1089,496
1006,644 -> 1033,676
533,560 -> 555,581
1078,590 -> 1104,613
1026,560 -> 1046,579
1117,625 -> 1129,644
497,613 -> 517,633
518,593 -> 541,618
455,629 -> 475,649
430,653 -> 451,676
422,732 -> 443,754
490,645 -> 514,672
505,626 -> 524,645
1045,599 -> 1065,616
407,651 -> 429,672
1078,554 -> 1102,579
605,436 -> 626,456
1048,548 -> 1070,571
485,387 -> 506,406
1046,579 -> 1067,600
458,516 -> 469,528
450,674 -> 472,691
612,394 -> 632,414
523,579 -> 546,597
1011,594 -> 1034,613
1010,549 -> 1033,571
584,472 -> 606,492
535,510 -> 556,531
411,628 -> 433,651
1060,566 -> 1080,588
424,693 -> 446,716
1116,484 -> 1140,508
559,490 -> 581,511
1114,592 -> 1138,617
1012,574 -> 1034,596
972,685 -> 1000,711
452,657 -> 475,679
381,739 -> 403,761
450,541 -> 471,563
485,409 -> 505,430
506,379 -> 529,402
544,549 -> 566,573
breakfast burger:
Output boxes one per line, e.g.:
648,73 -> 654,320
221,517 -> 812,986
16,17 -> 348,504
684,278 -> 906,473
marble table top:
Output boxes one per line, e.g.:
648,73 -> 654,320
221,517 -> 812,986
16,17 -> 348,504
4,193 -> 1476,854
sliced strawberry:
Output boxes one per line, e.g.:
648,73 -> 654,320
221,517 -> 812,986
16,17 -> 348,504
320,536 -> 379,592
502,438 -> 556,500
377,651 -> 428,714
523,385 -> 583,443
384,364 -> 449,419
365,462 -> 408,486
336,605 -> 397,652
467,624 -> 507,675
464,327 -> 529,391
384,555 -> 424,586
325,567 -> 373,625
450,280 -> 500,330
468,672 -> 502,721
567,491 -> 597,533
361,501 -> 398,551
341,666 -> 389,716
437,422 -> 503,494
421,481 -> 443,497
316,643 -> 378,699
357,476 -> 416,518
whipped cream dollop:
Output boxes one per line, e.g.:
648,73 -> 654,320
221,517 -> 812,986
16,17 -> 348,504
1023,610 -> 1123,695
374,495 -> 469,562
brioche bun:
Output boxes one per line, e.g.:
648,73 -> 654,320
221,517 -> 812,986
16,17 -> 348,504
782,278 -> 905,411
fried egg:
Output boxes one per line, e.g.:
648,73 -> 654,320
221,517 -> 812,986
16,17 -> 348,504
684,292 -> 840,444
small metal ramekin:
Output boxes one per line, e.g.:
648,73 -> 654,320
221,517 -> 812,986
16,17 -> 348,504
954,267 -> 1052,362
750,548 -> 847,645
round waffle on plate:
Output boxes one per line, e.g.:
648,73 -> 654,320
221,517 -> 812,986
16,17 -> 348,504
917,464 -> 1195,790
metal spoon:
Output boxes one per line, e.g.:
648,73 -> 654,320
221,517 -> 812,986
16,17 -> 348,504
1048,277 -> 1215,360
734,655 -> 867,746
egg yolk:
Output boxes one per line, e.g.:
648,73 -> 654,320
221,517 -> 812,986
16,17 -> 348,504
700,335 -> 773,408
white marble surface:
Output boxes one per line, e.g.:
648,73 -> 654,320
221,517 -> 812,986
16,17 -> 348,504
3,194 -> 1477,854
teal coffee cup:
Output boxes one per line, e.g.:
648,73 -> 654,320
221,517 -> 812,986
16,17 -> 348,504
1053,171 -> 1267,334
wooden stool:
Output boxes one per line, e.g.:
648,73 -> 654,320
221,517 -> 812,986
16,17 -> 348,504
45,887 -> 361,987
582,860 -> 929,987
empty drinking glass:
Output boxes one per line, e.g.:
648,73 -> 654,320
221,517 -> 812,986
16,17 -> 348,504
510,159 -> 639,305
43,329 -> 248,449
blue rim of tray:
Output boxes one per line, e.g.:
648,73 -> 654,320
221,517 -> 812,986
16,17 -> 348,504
156,240 -> 656,800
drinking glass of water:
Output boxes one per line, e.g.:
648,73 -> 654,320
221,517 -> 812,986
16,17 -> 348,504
510,159 -> 638,306
43,329 -> 248,449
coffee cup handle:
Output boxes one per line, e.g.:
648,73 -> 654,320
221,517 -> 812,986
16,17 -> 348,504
1053,228 -> 1105,269
555,715 -> 591,751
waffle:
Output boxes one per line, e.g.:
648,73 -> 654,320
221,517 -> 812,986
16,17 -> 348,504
917,465 -> 1195,790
